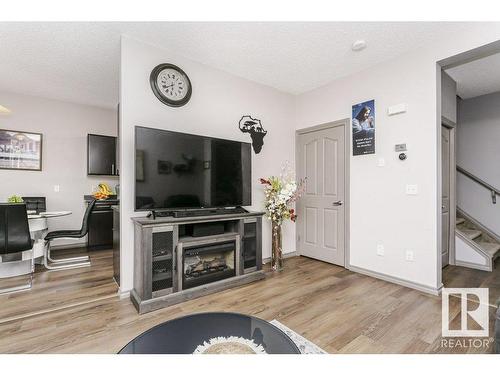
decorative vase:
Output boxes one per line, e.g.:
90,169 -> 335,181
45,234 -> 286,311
271,221 -> 283,271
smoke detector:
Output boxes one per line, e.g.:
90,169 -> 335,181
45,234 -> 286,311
351,40 -> 367,52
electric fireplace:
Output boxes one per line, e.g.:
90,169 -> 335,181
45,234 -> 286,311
183,240 -> 236,290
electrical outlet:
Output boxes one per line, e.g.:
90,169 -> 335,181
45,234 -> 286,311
405,250 -> 414,261
376,244 -> 385,256
53,185 -> 60,193
405,184 -> 418,195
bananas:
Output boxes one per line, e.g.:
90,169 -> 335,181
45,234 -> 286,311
93,183 -> 113,200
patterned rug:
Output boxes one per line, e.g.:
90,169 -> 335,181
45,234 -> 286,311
192,319 -> 327,354
270,320 -> 327,354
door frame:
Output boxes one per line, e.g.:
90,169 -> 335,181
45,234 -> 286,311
295,118 -> 351,266
442,117 -> 457,266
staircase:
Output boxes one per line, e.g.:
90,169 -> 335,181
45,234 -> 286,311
456,210 -> 500,271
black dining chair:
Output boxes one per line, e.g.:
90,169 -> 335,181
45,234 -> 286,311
43,199 -> 96,270
0,203 -> 35,294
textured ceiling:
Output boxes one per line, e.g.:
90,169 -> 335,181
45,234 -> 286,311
0,22 -> 472,108
0,23 -> 121,108
446,52 -> 500,99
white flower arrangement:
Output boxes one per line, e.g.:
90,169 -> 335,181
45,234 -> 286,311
260,162 -> 305,225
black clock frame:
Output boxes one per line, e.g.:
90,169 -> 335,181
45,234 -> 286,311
150,63 -> 192,107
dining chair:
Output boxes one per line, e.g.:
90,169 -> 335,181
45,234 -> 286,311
0,203 -> 35,294
43,199 -> 96,270
22,197 -> 46,214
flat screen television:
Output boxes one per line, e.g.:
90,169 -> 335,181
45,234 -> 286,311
135,126 -> 252,211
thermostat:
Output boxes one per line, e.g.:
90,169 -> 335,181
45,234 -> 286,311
395,143 -> 407,152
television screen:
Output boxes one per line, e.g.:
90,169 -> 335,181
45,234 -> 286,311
135,126 -> 252,211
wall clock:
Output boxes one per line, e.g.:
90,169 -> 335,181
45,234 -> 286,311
150,63 -> 192,107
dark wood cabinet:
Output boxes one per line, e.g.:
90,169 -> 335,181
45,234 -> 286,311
87,209 -> 113,250
87,134 -> 118,176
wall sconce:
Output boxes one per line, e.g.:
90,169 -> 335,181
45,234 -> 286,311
0,105 -> 11,114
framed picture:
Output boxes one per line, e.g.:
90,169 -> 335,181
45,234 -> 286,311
0,129 -> 43,171
352,100 -> 375,156
157,160 -> 172,175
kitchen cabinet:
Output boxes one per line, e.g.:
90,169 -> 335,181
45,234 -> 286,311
87,134 -> 118,176
86,197 -> 118,251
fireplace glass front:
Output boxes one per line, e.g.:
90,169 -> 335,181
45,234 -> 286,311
183,240 -> 236,290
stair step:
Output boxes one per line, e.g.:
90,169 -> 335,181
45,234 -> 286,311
476,241 -> 500,257
457,228 -> 482,240
456,218 -> 465,226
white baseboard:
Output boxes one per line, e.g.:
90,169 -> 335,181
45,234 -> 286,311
262,251 -> 298,264
347,264 -> 442,296
455,260 -> 492,272
118,288 -> 130,299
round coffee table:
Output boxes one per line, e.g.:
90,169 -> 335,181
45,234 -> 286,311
119,312 -> 300,354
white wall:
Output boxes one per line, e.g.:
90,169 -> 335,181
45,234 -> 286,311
0,91 -> 118,246
119,36 -> 296,292
457,92 -> 500,235
295,24 -> 500,292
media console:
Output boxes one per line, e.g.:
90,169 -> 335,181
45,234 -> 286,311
131,210 -> 265,314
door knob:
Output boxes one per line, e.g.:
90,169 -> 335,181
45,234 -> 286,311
332,200 -> 344,206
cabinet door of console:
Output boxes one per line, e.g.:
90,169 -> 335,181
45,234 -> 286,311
151,225 -> 178,298
242,218 -> 262,272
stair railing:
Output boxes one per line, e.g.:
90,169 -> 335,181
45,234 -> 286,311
456,166 -> 499,204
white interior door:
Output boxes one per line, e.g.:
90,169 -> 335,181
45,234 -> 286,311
442,125 -> 451,268
297,124 -> 345,266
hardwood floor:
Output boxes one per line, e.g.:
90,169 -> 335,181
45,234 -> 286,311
443,257 -> 500,306
0,248 -> 118,324
0,255 -> 496,353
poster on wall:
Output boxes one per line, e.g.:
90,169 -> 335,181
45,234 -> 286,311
352,99 -> 375,156
0,129 -> 43,171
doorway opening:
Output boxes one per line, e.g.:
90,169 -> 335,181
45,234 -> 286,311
439,44 -> 500,307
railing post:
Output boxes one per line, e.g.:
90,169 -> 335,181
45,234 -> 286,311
492,190 -> 497,204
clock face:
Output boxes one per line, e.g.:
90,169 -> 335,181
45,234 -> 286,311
150,64 -> 192,107
157,68 -> 188,101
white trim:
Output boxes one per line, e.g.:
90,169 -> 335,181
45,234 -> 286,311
262,251 -> 298,264
455,260 -> 491,272
441,120 -> 457,267
118,288 -> 131,299
347,264 -> 443,296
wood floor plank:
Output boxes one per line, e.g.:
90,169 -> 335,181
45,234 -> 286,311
0,248 -> 118,323
0,255 -> 497,353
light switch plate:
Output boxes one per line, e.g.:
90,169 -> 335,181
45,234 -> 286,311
406,184 -> 418,195
388,103 -> 407,116
376,244 -> 385,256
53,185 -> 60,193
377,158 -> 385,167
405,250 -> 414,261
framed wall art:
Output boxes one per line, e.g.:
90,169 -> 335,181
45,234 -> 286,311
0,129 -> 43,171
